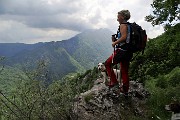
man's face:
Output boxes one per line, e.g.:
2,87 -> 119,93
117,14 -> 124,24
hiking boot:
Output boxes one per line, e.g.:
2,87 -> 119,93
106,82 -> 119,88
109,84 -> 119,91
107,86 -> 120,99
118,86 -> 128,97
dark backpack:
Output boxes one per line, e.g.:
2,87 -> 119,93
127,22 -> 147,53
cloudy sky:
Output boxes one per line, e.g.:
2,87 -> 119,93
0,0 -> 164,44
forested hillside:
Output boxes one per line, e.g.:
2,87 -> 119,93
0,43 -> 44,57
130,23 -> 180,82
129,23 -> 180,119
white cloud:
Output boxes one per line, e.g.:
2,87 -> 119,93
0,0 -> 164,43
0,20 -> 79,43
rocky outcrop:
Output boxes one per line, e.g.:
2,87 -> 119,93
72,78 -> 150,120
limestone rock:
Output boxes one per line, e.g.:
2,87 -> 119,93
72,78 -> 150,120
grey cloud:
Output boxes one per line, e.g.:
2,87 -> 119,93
0,0 -> 81,15
89,8 -> 102,24
1,14 -> 93,31
0,21 -> 43,43
0,0 -> 164,43
0,0 -> 90,31
0,19 -> 81,43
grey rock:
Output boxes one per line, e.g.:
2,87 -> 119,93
72,80 -> 150,120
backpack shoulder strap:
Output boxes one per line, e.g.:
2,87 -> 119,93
121,22 -> 131,25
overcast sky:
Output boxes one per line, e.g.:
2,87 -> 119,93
0,0 -> 164,44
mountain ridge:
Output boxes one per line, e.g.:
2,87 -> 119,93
0,28 -> 114,80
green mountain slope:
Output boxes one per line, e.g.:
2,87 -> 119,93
71,29 -> 113,69
0,66 -> 28,92
0,43 -> 44,57
6,45 -> 84,80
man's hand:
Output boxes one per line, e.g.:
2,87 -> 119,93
112,37 -> 116,42
112,35 -> 116,42
112,42 -> 116,47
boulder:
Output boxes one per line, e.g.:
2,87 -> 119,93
72,78 -> 150,120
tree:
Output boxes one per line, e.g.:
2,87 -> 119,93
145,0 -> 179,29
0,57 -> 5,74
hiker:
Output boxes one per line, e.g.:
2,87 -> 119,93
105,10 -> 133,95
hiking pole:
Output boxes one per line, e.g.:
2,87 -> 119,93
112,46 -> 115,64
113,47 -> 119,82
113,47 -> 120,88
110,45 -> 117,88
109,46 -> 115,89
111,34 -> 116,64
